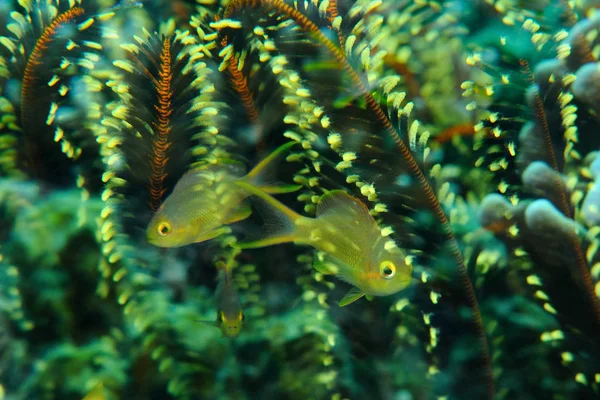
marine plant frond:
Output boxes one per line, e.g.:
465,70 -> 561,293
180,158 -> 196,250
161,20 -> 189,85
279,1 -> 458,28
149,35 -> 176,211
327,0 -> 462,115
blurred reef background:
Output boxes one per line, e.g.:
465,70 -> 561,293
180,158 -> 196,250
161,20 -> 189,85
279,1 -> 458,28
0,0 -> 600,399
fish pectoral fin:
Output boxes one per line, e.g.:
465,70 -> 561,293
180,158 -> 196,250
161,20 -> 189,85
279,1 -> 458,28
244,141 -> 301,194
339,287 -> 366,307
224,204 -> 253,224
194,226 -> 232,243
257,184 -> 303,194
365,295 -> 374,301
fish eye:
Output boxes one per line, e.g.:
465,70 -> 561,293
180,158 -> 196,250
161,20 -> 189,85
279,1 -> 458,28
241,313 -> 245,322
157,221 -> 171,237
379,261 -> 396,280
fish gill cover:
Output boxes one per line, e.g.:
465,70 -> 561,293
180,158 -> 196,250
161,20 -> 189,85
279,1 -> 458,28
0,0 -> 599,399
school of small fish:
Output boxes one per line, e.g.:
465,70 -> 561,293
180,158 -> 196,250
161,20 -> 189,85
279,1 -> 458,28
147,142 -> 413,337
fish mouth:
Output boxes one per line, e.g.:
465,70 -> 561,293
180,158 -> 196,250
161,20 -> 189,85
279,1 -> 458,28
148,238 -> 167,247
146,233 -> 165,247
146,232 -> 157,245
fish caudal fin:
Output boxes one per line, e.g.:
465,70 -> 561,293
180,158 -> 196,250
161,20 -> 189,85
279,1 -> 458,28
243,142 -> 302,194
234,180 -> 303,249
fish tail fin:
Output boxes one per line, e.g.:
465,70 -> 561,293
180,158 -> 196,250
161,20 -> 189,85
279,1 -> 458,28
234,180 -> 303,249
243,141 -> 301,194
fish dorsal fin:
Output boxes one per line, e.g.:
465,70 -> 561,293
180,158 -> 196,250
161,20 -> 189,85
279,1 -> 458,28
339,287 -> 366,307
171,168 -> 206,193
316,191 -> 375,226
172,163 -> 245,194
315,191 -> 378,254
243,142 -> 301,194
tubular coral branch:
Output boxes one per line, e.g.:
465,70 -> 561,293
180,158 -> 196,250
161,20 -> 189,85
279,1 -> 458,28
223,0 -> 494,396
149,37 -> 174,212
570,32 -> 595,65
559,0 -> 578,26
21,7 -> 85,129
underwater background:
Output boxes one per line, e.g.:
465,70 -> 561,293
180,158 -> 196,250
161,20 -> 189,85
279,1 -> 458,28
1,0 -> 600,399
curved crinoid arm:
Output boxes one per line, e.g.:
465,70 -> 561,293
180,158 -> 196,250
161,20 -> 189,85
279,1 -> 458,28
0,1 -> 117,184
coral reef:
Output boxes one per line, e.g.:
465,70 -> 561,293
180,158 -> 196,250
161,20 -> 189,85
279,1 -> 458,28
0,0 -> 599,399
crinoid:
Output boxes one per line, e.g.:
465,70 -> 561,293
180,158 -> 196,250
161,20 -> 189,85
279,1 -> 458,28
466,1 -> 600,398
0,0 -> 115,185
207,0 -> 496,397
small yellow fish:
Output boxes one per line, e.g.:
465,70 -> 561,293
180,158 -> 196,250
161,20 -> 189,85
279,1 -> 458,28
214,261 -> 244,338
147,142 -> 299,248
196,251 -> 245,338
234,183 -> 413,306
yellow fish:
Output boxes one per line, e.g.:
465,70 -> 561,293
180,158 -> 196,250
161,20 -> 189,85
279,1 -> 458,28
196,251 -> 244,338
234,183 -> 413,306
214,261 -> 244,338
147,142 -> 299,248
